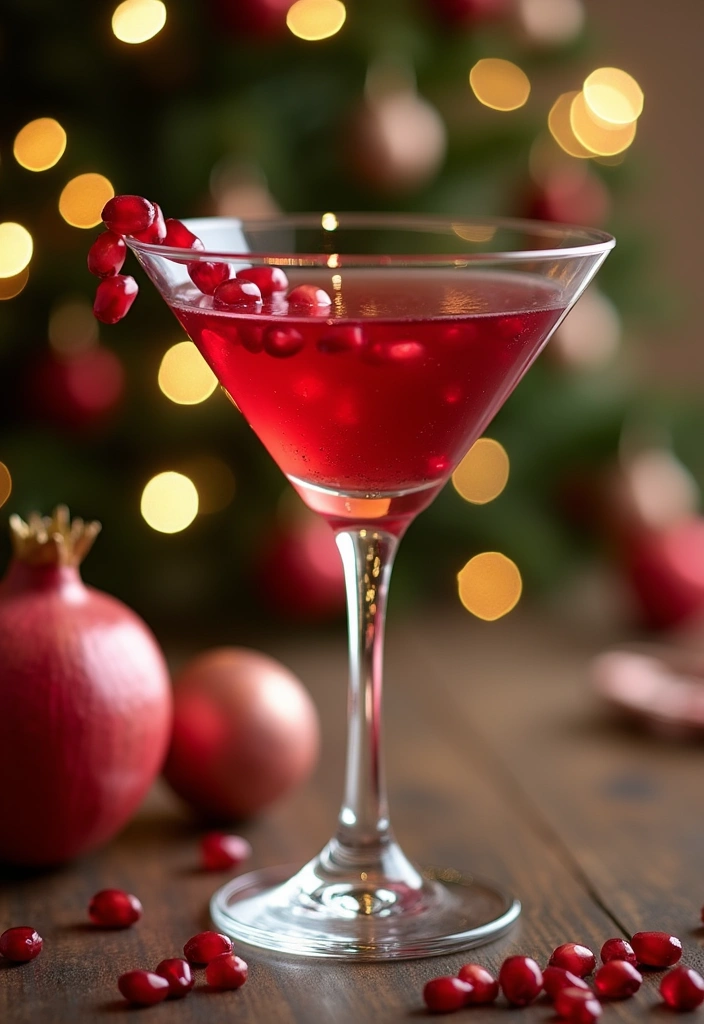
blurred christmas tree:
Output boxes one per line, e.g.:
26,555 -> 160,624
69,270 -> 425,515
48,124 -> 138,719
0,0 -> 694,632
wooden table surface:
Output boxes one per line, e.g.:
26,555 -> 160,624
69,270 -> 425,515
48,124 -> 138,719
2,609 -> 703,1022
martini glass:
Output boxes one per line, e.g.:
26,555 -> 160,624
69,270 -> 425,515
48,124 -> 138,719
129,214 -> 614,960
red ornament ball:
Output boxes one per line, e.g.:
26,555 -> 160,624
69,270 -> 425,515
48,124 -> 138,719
625,519 -> 704,630
29,347 -> 125,430
258,515 -> 345,621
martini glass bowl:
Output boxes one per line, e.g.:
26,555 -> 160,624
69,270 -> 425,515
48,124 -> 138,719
129,214 -> 614,960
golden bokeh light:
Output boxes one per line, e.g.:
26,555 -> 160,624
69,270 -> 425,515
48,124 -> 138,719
583,67 -> 644,126
287,0 -> 346,41
112,0 -> 167,44
59,173 -> 115,229
321,212 -> 338,231
0,463 -> 12,509
452,222 -> 497,244
49,298 -> 99,355
0,223 -> 34,279
178,456 -> 236,515
570,92 -> 637,156
457,552 -> 522,621
13,118 -> 67,172
469,59 -> 531,112
547,91 -> 593,158
0,267 -> 30,301
140,471 -> 199,533
452,438 -> 510,504
158,341 -> 218,405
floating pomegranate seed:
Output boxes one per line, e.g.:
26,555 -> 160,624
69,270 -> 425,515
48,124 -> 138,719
133,203 -> 167,243
236,266 -> 289,296
240,325 -> 264,353
201,832 -> 252,871
317,326 -> 365,354
423,976 -> 473,1013
457,963 -> 499,1003
264,326 -> 304,358
366,340 -> 424,364
600,938 -> 637,966
660,966 -> 704,1011
444,324 -> 477,345
154,957 -> 194,999
93,274 -> 138,324
498,956 -> 543,1006
163,219 -> 204,251
428,455 -> 450,476
0,926 -> 43,962
213,279 -> 262,309
189,261 -> 231,295
117,970 -> 170,1006
287,284 -> 332,309
542,966 -> 590,999
594,960 -> 642,999
87,231 -> 126,278
183,930 -> 232,965
102,195 -> 155,237
206,952 -> 249,990
88,889 -> 142,928
549,943 -> 596,978
631,931 -> 682,967
555,986 -> 602,1024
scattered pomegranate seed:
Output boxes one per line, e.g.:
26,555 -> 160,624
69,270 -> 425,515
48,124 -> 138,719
0,926 -> 43,962
154,957 -> 194,999
549,943 -> 596,977
594,960 -> 643,999
133,203 -> 167,243
423,976 -> 473,1013
206,952 -> 249,990
286,284 -> 332,309
600,937 -> 637,966
263,326 -> 304,358
183,930 -> 233,965
93,274 -> 138,324
499,956 -> 543,1006
542,966 -> 590,999
189,261 -> 231,295
213,279 -> 262,309
163,219 -> 204,251
87,231 -> 126,278
660,966 -> 704,1011
102,195 -> 155,237
117,970 -> 170,1006
457,963 -> 499,1003
88,889 -> 142,928
631,931 -> 682,968
236,266 -> 289,296
317,326 -> 365,354
555,986 -> 602,1024
201,832 -> 252,871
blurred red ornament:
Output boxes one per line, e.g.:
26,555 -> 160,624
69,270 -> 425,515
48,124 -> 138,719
28,346 -> 125,430
423,0 -> 509,27
601,449 -> 698,544
209,0 -> 291,37
526,168 -> 610,228
258,514 -> 345,620
625,519 -> 704,630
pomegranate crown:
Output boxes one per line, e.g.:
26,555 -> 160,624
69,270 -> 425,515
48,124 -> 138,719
9,505 -> 101,567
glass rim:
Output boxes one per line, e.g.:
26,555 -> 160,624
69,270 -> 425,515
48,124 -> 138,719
127,212 -> 615,265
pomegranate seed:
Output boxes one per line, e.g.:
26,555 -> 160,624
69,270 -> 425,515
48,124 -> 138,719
0,926 -> 43,962
88,889 -> 142,928
201,832 -> 252,871
206,952 -> 249,990
549,943 -> 596,978
133,203 -> 167,243
263,326 -> 304,358
457,963 -> 498,1003
240,325 -> 264,353
660,966 -> 704,1011
183,930 -> 232,964
423,976 -> 473,1013
87,231 -> 126,277
163,219 -> 205,251
102,195 -> 155,237
154,957 -> 194,999
213,279 -> 262,309
236,266 -> 289,296
317,326 -> 365,354
117,970 -> 170,1006
631,931 -> 682,967
543,966 -> 590,1000
287,284 -> 332,309
366,340 -> 424,364
428,455 -> 450,476
555,986 -> 602,1024
189,261 -> 231,295
594,960 -> 642,999
600,938 -> 637,966
499,956 -> 543,1006
93,274 -> 138,324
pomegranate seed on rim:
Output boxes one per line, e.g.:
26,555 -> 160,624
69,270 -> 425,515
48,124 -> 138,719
549,942 -> 596,977
102,195 -> 155,237
317,326 -> 365,354
542,966 -> 590,999
87,231 -> 126,278
213,279 -> 262,309
154,957 -> 194,999
263,326 -> 304,358
555,986 -> 602,1024
133,203 -> 167,243
631,931 -> 682,967
201,832 -> 252,871
498,956 -> 543,1006
0,926 -> 43,962
93,275 -> 138,324
236,266 -> 289,296
457,963 -> 499,1003
117,970 -> 170,1006
287,284 -> 332,309
600,937 -> 637,966
423,976 -> 473,1013
88,889 -> 142,928
188,261 -> 231,295
594,960 -> 642,999
660,966 -> 704,1011
206,952 -> 249,990
183,930 -> 232,964
163,219 -> 205,251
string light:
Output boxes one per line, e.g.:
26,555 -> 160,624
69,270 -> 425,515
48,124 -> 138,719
548,92 -> 593,158
321,212 -> 338,231
112,0 -> 167,44
0,463 -> 12,509
158,341 -> 218,405
13,118 -> 67,172
0,223 -> 33,278
0,267 -> 30,301
49,298 -> 99,355
59,173 -> 115,228
452,438 -> 510,504
140,471 -> 199,533
570,92 -> 636,156
457,552 -> 522,620
286,0 -> 346,41
469,59 -> 531,112
583,67 -> 644,126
